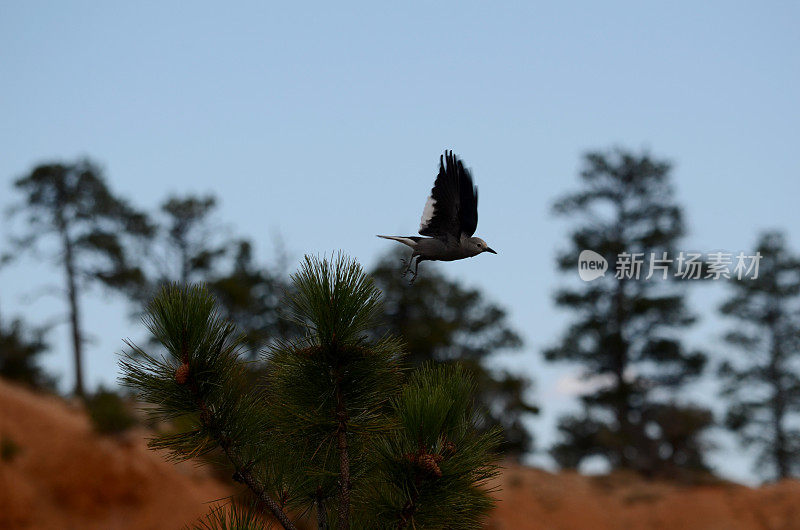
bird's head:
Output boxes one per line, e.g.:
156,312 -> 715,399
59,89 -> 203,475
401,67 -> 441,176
467,237 -> 497,255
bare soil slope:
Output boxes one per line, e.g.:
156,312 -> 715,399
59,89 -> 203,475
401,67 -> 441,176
488,465 -> 800,530
3,378 -> 800,529
0,379 -> 231,530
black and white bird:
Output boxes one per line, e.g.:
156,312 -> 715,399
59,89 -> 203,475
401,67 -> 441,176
378,150 -> 497,282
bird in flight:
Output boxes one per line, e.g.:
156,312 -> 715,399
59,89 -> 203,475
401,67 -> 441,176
378,150 -> 496,282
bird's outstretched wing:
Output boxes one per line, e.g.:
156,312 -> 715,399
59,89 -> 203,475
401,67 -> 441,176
418,151 -> 478,239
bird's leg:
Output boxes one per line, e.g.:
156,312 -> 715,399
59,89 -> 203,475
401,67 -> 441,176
401,253 -> 416,276
409,258 -> 422,284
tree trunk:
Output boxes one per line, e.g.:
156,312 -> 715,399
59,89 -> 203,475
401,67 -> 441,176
613,273 -> 631,469
768,322 -> 789,480
612,200 -> 633,469
774,411 -> 789,480
180,242 -> 189,285
316,492 -> 329,530
55,195 -> 84,399
63,233 -> 84,398
335,383 -> 351,529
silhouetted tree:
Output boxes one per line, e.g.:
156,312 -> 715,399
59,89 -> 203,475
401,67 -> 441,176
371,249 -> 537,455
546,149 -> 710,476
7,160 -> 152,397
719,231 -> 800,480
209,240 -> 297,354
155,194 -> 230,286
140,193 -> 292,353
0,307 -> 54,390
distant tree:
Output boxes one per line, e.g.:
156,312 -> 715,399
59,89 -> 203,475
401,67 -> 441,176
550,403 -> 713,477
153,194 -> 230,287
209,240 -> 296,354
7,160 -> 152,397
0,308 -> 54,390
719,231 -> 800,480
140,193 -> 292,353
85,386 -> 137,434
370,249 -> 537,455
546,149 -> 710,476
121,255 -> 499,529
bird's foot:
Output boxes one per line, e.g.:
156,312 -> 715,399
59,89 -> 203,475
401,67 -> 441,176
400,259 -> 412,276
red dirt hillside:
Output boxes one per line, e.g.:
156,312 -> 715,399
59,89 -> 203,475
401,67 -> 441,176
3,378 -> 800,529
488,465 -> 800,530
0,378 -> 232,530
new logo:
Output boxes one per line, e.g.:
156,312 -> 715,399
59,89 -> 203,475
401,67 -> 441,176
578,250 -> 608,281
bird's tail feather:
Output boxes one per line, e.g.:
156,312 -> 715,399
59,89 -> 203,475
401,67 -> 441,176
377,235 -> 418,249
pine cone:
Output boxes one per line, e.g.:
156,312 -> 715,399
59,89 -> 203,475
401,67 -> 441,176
442,440 -> 456,455
175,362 -> 190,385
417,453 -> 442,478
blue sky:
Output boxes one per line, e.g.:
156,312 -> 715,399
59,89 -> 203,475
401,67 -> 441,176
1,2 -> 798,484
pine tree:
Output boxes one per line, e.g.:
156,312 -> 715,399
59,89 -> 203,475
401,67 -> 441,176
209,240 -> 297,354
0,307 -> 54,390
140,193 -> 292,353
121,254 -> 499,529
154,194 -> 230,286
545,149 -> 711,476
371,249 -> 537,455
718,231 -> 800,480
7,160 -> 152,397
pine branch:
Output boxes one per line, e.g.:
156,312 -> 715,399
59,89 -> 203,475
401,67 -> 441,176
315,488 -> 329,530
230,464 -> 296,530
190,374 -> 296,530
121,284 -> 297,530
335,378 -> 351,529
360,363 -> 500,529
189,500 -> 267,530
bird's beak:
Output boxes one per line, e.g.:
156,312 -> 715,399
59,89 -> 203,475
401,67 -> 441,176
485,247 -> 497,254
